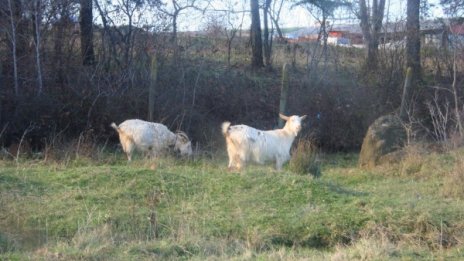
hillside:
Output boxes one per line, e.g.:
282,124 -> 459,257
1,148 -> 463,260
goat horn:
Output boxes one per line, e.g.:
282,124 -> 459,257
279,113 -> 290,121
176,131 -> 189,141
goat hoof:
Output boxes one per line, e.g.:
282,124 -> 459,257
150,163 -> 157,170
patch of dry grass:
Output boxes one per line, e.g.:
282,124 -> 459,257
442,153 -> 464,199
289,139 -> 321,177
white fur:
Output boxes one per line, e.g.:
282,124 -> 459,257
222,114 -> 306,171
111,119 -> 192,161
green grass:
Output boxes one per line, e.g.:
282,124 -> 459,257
0,150 -> 463,260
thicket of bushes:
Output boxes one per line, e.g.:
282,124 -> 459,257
0,29 -> 462,154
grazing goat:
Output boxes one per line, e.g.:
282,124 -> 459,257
111,119 -> 192,161
222,114 -> 307,171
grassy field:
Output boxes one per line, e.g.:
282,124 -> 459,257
1,148 -> 463,260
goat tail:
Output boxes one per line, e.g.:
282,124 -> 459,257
110,122 -> 119,132
110,122 -> 119,130
111,122 -> 134,143
221,122 -> 231,136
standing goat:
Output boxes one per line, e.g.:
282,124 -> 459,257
222,114 -> 306,171
111,119 -> 192,161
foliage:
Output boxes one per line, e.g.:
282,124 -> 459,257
0,0 -> 463,154
293,0 -> 351,15
441,0 -> 464,16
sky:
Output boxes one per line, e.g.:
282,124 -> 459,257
101,0 -> 446,32
173,0 -> 446,32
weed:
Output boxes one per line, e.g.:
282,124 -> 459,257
442,154 -> 464,199
289,139 -> 321,177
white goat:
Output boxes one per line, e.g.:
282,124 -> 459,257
222,114 -> 307,171
111,119 -> 192,161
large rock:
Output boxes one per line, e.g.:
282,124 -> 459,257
359,114 -> 407,168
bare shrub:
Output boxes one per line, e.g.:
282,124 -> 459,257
0,124 -> 35,161
422,86 -> 464,150
289,138 -> 321,177
398,144 -> 427,176
426,94 -> 451,143
447,128 -> 464,149
40,129 -> 111,164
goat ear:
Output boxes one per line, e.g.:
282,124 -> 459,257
300,115 -> 307,120
279,113 -> 290,121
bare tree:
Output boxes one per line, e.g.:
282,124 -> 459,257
205,0 -> 245,68
406,0 -> 421,81
263,0 -> 272,67
269,0 -> 285,40
451,49 -> 462,137
52,0 -> 75,86
294,0 -> 347,72
224,6 -> 246,68
80,0 -> 95,65
225,29 -> 238,68
94,0 -> 150,67
250,0 -> 263,68
6,0 -> 20,96
31,0 -> 44,94
94,0 -> 119,67
158,0 -> 200,46
441,0 -> 464,16
356,0 -> 386,69
116,0 -> 145,66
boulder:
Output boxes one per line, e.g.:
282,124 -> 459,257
359,115 -> 407,168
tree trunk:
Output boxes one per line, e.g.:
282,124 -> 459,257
263,0 -> 272,67
271,15 -> 284,40
172,13 -> 178,45
124,11 -> 133,67
13,0 -> 28,61
33,0 -> 43,95
270,0 -> 284,40
227,40 -> 232,67
226,30 -> 237,68
54,9 -> 65,86
148,54 -> 157,122
366,40 -> 379,68
278,63 -> 289,127
250,0 -> 263,68
321,12 -> 329,63
358,0 -> 386,69
400,67 -> 413,120
94,0 -> 119,68
80,0 -> 95,66
451,51 -> 463,137
406,0 -> 421,82
7,0 -> 20,96
171,11 -> 180,61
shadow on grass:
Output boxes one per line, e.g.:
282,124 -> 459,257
0,172 -> 47,195
133,243 -> 201,259
267,234 -> 334,249
322,181 -> 369,197
0,172 -> 49,253
322,153 -> 359,169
